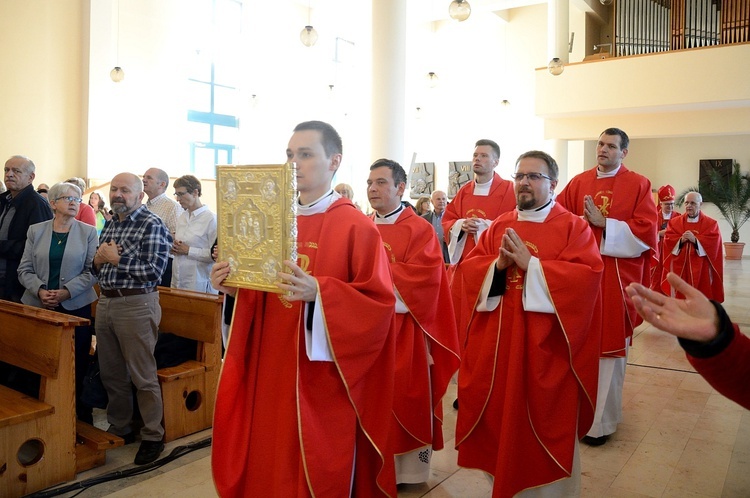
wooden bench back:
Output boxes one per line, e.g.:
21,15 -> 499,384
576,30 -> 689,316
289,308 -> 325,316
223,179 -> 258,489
157,287 -> 223,343
0,300 -> 89,379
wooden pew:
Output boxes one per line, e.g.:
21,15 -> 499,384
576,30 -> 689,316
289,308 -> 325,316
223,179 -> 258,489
75,420 -> 125,473
0,300 -> 89,498
156,287 -> 223,443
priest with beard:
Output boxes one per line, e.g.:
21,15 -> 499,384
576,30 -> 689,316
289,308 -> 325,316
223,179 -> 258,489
456,150 -> 603,497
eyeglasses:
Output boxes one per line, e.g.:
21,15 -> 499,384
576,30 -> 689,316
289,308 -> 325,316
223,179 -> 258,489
511,172 -> 552,182
55,196 -> 83,203
174,191 -> 189,197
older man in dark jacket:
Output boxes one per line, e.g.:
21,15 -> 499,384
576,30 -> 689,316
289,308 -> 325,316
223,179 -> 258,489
0,155 -> 53,302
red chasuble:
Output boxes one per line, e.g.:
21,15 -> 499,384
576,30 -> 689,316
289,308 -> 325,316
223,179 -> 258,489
441,172 -> 516,349
557,166 -> 657,357
374,208 -> 460,454
455,204 -> 603,498
662,214 -> 724,302
441,172 -> 516,264
650,211 -> 681,292
212,199 -> 397,497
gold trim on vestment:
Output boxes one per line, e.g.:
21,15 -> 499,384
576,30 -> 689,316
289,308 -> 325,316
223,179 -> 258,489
318,282 -> 392,497
455,262 -> 502,447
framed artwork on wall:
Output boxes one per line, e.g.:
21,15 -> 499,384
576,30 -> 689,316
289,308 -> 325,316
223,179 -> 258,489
448,161 -> 472,199
409,162 -> 435,199
699,159 -> 733,191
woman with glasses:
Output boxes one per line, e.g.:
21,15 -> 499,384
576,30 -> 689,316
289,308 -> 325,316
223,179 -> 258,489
18,181 -> 99,423
171,175 -> 217,294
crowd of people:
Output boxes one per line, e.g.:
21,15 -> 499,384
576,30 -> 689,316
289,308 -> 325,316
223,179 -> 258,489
0,122 -> 742,496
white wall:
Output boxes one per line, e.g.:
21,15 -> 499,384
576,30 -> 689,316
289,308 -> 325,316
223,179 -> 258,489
0,0 -> 86,185
625,135 -> 750,244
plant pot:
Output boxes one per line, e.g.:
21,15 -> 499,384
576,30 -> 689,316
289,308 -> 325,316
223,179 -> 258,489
724,242 -> 745,260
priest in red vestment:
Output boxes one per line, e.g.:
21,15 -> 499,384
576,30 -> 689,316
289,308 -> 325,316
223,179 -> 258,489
650,184 -> 680,292
456,150 -> 603,497
441,139 -> 516,351
557,128 -> 657,446
366,159 -> 461,484
210,121 -> 397,497
662,191 -> 724,302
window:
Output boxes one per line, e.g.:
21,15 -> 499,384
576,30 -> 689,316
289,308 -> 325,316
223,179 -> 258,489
186,0 -> 242,177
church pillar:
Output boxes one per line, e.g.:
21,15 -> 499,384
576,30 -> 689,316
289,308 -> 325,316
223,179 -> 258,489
371,0 -> 407,164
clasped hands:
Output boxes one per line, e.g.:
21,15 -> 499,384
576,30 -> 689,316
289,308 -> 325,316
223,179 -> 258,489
461,217 -> 480,234
496,228 -> 531,272
38,288 -> 71,309
680,231 -> 697,244
171,240 -> 190,256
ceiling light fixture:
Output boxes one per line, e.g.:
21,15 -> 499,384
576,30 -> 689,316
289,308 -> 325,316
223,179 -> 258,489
448,0 -> 471,22
547,57 -> 564,76
110,0 -> 124,82
300,0 -> 318,47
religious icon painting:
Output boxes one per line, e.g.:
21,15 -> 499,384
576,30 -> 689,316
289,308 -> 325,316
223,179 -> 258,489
216,163 -> 298,293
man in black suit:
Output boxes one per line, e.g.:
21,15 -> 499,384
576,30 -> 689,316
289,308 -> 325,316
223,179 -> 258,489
422,190 -> 450,263
0,155 -> 53,302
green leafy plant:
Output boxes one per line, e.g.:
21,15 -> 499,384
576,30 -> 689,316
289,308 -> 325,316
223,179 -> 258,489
677,162 -> 750,243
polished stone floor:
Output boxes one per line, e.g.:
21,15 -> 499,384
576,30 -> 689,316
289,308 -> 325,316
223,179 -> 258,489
51,260 -> 750,497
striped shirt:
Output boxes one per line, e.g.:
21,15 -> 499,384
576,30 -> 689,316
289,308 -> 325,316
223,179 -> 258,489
97,205 -> 172,290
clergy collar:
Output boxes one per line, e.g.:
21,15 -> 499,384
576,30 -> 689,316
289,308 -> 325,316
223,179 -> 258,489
596,165 -> 621,178
374,204 -> 404,225
686,212 -> 701,223
298,189 -> 340,216
517,200 -> 554,222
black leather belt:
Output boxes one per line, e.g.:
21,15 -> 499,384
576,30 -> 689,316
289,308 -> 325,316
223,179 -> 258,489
100,287 -> 156,298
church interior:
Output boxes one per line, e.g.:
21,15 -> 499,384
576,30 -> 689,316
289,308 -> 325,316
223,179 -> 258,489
1,0 -> 749,496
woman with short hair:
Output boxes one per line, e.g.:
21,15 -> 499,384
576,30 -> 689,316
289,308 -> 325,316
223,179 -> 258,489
171,175 -> 218,294
18,181 -> 99,423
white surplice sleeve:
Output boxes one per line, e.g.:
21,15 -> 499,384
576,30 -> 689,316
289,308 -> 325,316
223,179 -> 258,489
601,218 -> 649,258
522,256 -> 554,314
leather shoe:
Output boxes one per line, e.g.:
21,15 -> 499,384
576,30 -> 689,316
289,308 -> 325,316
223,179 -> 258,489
134,440 -> 164,465
581,435 -> 609,446
453,398 -> 459,410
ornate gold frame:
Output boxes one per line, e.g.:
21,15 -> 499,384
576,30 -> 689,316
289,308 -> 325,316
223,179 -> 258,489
216,163 -> 297,293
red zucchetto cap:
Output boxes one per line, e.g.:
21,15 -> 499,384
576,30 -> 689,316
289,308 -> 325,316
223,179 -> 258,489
658,185 -> 675,202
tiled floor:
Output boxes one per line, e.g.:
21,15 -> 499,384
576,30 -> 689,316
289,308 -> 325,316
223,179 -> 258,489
51,260 -> 750,497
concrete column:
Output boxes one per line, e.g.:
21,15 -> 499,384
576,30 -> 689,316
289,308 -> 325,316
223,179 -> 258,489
371,0 -> 407,164
547,0 -> 570,64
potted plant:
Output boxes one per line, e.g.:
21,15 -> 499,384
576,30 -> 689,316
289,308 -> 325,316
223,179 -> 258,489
677,161 -> 750,260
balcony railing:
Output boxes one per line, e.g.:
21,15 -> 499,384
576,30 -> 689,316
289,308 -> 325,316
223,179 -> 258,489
615,0 -> 749,57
